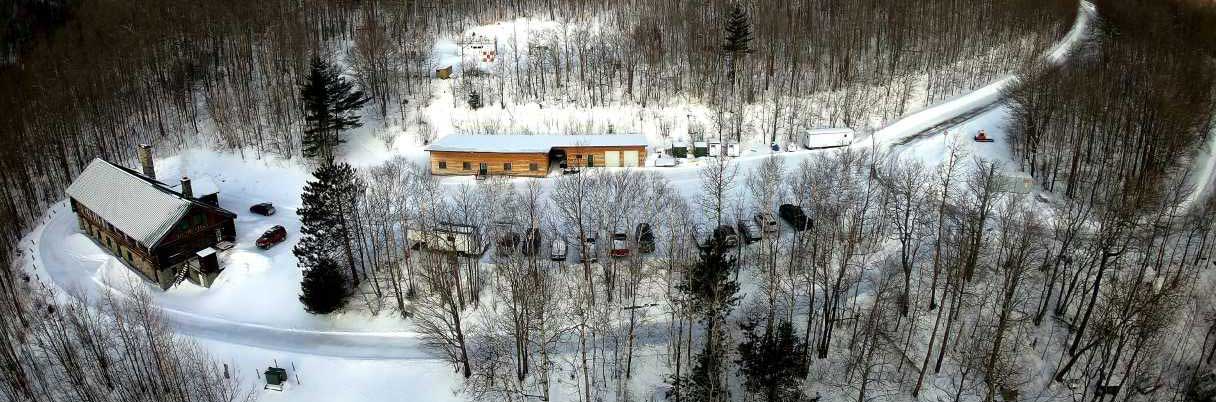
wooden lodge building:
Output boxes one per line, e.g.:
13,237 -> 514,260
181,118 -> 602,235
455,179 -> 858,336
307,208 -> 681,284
65,147 -> 237,289
425,134 -> 649,177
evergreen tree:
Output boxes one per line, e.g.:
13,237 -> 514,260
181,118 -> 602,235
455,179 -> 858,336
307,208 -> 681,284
299,256 -> 350,314
673,239 -> 740,402
722,3 -> 753,83
679,239 -> 740,329
678,335 -> 730,402
300,56 -> 371,161
295,162 -> 363,294
737,318 -> 809,402
722,4 -> 752,55
467,89 -> 483,110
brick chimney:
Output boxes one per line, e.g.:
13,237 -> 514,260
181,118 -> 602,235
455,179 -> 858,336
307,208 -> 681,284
137,144 -> 156,179
180,177 -> 193,198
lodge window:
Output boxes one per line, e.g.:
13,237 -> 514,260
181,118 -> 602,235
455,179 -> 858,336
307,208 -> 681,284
587,155 -> 595,167
504,163 -> 512,171
462,162 -> 471,170
439,161 -> 448,169
192,215 -> 205,226
529,162 -> 539,171
125,250 -> 132,262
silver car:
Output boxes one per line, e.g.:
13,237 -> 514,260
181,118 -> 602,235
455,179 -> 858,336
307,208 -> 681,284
550,239 -> 567,261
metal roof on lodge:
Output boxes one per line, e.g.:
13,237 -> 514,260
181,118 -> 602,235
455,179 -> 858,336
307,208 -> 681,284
425,134 -> 649,153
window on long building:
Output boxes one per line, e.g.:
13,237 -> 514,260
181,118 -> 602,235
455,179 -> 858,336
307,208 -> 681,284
504,163 -> 512,171
463,161 -> 471,170
530,162 -> 539,171
438,161 -> 448,169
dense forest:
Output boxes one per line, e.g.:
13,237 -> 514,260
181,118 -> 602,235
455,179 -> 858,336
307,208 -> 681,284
4,0 -> 1216,401
1005,0 -> 1216,205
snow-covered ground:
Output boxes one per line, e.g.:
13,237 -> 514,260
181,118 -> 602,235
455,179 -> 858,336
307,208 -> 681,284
15,3 -> 1103,401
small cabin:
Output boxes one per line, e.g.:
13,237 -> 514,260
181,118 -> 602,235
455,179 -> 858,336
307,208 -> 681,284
670,141 -> 688,158
408,222 -> 486,256
998,171 -> 1035,194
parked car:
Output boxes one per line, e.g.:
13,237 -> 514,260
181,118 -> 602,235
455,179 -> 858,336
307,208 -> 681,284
550,239 -> 568,261
755,213 -> 780,234
737,219 -> 762,244
611,230 -> 631,257
249,202 -> 276,216
256,225 -> 287,249
779,204 -> 811,231
711,225 -> 740,248
579,233 -> 598,263
496,232 -> 521,256
635,223 -> 656,254
522,228 -> 542,256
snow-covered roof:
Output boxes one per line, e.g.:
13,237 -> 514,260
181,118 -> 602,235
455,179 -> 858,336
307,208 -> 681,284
195,247 -> 216,258
170,175 -> 220,196
66,159 -> 230,247
426,134 -> 648,153
806,128 -> 855,135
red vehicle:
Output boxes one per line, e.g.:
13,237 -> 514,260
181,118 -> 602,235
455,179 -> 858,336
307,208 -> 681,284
610,231 -> 631,257
256,225 -> 287,249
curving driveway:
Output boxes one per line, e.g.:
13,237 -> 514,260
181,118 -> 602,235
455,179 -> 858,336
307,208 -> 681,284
32,1 -> 1096,360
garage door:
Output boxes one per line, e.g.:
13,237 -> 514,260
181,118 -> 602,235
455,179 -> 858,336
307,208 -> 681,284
623,150 -> 639,167
604,151 -> 621,167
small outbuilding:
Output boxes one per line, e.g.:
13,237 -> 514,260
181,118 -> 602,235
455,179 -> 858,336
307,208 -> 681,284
670,141 -> 688,158
999,171 -> 1036,194
425,134 -> 649,177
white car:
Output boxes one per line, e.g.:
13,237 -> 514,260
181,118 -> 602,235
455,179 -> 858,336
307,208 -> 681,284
550,239 -> 567,261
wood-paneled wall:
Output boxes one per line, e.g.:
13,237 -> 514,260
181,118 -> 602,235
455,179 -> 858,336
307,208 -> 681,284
429,146 -> 649,177
430,151 -> 551,177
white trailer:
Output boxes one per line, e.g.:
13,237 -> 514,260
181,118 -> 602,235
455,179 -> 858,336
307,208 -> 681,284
708,141 -> 722,157
408,223 -> 483,256
726,142 -> 741,157
802,128 -> 855,149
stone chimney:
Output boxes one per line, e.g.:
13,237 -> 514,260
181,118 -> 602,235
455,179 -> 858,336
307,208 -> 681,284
180,177 -> 193,198
137,144 -> 156,179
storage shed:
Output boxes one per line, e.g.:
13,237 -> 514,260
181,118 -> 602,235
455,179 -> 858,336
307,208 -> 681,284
425,134 -> 649,177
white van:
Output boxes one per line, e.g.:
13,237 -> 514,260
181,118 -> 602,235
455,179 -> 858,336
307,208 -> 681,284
803,128 -> 855,149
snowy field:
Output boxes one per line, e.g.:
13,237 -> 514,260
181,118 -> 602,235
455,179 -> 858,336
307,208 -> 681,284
13,3 -> 1129,402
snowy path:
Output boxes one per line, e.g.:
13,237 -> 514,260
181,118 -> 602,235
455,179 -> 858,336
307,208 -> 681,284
872,0 -> 1095,151
25,1 -> 1097,361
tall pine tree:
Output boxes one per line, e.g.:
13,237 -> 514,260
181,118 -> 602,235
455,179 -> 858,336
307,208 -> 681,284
295,161 -> 364,305
300,256 -> 349,314
673,239 -> 740,402
722,3 -> 753,84
736,319 -> 808,402
300,56 -> 371,161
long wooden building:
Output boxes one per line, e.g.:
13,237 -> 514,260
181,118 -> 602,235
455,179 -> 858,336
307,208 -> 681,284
65,156 -> 237,289
425,134 -> 649,177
